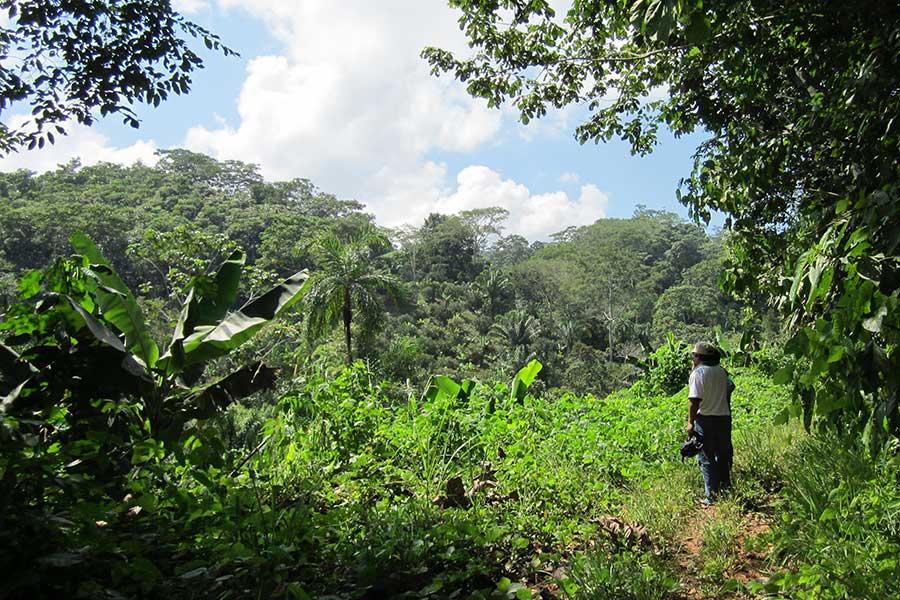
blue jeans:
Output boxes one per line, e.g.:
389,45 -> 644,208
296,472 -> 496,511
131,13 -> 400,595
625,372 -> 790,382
694,415 -> 733,501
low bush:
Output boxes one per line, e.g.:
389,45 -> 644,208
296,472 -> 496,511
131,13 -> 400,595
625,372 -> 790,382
571,549 -> 678,600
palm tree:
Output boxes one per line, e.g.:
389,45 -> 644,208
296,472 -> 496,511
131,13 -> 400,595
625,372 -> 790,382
557,318 -> 582,355
304,224 -> 404,363
472,267 -> 512,317
491,309 -> 541,367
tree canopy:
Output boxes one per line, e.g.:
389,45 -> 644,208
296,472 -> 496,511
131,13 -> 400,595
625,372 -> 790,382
424,0 -> 900,439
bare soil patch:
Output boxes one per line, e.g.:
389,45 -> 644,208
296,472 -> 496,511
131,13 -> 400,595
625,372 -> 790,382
672,504 -> 773,599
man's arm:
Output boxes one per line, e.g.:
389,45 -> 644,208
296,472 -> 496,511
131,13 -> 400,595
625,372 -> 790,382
687,397 -> 700,435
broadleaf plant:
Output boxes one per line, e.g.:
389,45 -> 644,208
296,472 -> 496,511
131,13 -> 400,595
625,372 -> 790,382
510,359 -> 542,403
0,232 -> 308,442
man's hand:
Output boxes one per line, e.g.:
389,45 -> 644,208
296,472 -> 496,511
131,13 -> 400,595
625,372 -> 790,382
686,423 -> 695,437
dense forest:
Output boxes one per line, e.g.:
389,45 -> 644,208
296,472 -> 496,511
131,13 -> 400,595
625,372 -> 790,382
2,1 -> 899,599
0,151 -> 775,397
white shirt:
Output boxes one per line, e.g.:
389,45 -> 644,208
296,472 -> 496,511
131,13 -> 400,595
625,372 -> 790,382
689,364 -> 731,416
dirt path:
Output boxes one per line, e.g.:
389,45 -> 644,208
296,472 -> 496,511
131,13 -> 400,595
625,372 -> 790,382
671,504 -> 773,599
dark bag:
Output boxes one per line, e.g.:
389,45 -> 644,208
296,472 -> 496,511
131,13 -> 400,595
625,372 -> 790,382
680,433 -> 704,460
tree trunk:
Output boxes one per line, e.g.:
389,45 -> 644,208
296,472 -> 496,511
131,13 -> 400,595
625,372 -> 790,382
607,280 -> 614,360
343,289 -> 353,364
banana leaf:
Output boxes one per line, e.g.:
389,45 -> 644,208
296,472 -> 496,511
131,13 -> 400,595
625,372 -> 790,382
159,249 -> 245,375
70,232 -> 159,368
159,362 -> 276,441
510,359 -> 543,403
64,296 -> 152,381
179,270 -> 309,367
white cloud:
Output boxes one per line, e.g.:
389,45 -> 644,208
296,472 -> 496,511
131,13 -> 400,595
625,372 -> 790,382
369,161 -> 450,227
173,0 -> 210,14
373,164 -> 608,241
560,171 -> 580,184
0,116 -> 159,172
186,0 -> 501,188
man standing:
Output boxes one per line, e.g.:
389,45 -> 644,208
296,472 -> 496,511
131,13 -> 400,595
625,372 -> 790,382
686,342 -> 734,506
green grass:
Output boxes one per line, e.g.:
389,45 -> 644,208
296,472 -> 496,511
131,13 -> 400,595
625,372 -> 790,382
244,363 -> 797,598
622,464 -> 698,545
571,549 -> 679,600
760,434 -> 900,600
698,498 -> 743,580
3,356 -> 822,599
731,420 -> 803,509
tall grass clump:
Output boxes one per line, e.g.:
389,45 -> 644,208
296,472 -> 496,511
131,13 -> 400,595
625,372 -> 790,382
731,421 -> 804,507
623,465 -> 698,544
763,434 -> 900,599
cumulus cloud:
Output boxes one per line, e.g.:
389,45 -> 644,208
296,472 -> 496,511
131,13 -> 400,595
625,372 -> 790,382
181,0 -> 617,241
0,116 -> 159,172
180,1 -> 544,239
186,0 -> 501,186
373,164 -> 608,241
442,166 -> 608,240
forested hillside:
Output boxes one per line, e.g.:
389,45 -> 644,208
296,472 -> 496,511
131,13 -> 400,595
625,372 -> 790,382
0,151 -> 774,398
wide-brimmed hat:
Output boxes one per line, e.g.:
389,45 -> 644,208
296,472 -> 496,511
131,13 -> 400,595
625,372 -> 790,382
690,342 -> 720,359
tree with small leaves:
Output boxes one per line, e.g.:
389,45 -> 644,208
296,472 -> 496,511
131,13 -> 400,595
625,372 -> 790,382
0,0 -> 237,153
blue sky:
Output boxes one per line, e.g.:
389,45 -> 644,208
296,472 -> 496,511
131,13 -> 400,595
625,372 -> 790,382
0,0 -> 711,239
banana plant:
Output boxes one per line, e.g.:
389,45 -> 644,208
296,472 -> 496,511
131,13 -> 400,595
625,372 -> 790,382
0,232 -> 308,442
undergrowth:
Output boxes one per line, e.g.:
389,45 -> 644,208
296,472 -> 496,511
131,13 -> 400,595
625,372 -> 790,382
760,435 -> 900,600
5,357 -> 898,600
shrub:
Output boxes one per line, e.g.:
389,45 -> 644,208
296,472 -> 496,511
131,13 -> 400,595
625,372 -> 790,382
647,335 -> 691,396
748,345 -> 790,376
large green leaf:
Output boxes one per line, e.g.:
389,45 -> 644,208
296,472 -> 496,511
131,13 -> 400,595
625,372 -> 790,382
180,270 -> 309,366
425,375 -> 461,403
642,0 -> 676,42
510,359 -> 543,403
65,296 -> 127,353
64,296 -> 151,381
190,250 -> 245,324
70,232 -> 159,368
159,250 -> 245,375
182,362 -> 276,420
